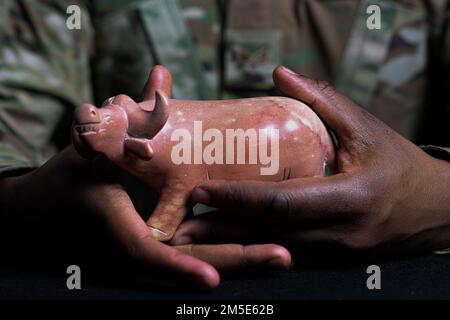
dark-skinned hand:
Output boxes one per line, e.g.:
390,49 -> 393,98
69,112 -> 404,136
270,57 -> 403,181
171,66 -> 450,260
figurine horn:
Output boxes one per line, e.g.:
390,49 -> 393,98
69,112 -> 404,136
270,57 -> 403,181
148,89 -> 169,137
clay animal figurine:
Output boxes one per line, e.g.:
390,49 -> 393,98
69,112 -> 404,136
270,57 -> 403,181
72,91 -> 335,241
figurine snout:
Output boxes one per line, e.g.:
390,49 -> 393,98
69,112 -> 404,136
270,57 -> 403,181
74,104 -> 101,124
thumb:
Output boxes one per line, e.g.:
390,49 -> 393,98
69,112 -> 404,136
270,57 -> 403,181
273,66 -> 370,140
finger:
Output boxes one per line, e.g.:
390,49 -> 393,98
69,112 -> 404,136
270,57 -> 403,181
171,214 -> 261,245
141,65 -> 173,101
89,185 -> 220,288
172,215 -> 352,251
273,66 -> 370,139
192,174 -> 363,224
175,243 -> 292,273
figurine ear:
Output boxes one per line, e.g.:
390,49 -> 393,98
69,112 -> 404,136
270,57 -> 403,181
124,138 -> 153,160
148,90 -> 169,137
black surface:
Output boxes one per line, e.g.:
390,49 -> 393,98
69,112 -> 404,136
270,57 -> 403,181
0,254 -> 448,300
1,177 -> 448,300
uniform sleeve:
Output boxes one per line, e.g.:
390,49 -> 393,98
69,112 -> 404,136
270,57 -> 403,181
0,0 -> 93,177
422,3 -> 450,255
422,4 -> 450,165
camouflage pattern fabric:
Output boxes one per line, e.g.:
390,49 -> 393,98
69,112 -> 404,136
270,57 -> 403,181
337,0 -> 437,140
0,0 -> 449,177
0,0 -> 93,175
138,0 -> 212,99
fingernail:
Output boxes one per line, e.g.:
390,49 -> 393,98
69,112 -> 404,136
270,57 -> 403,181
149,226 -> 170,241
279,65 -> 298,76
192,187 -> 210,204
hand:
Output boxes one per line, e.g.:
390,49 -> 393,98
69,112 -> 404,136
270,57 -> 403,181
171,66 -> 450,260
0,66 -> 292,288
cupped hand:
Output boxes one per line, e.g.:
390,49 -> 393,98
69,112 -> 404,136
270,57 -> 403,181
171,66 -> 450,259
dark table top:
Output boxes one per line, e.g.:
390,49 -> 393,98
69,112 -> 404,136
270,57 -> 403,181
1,253 -> 448,300
1,186 -> 449,300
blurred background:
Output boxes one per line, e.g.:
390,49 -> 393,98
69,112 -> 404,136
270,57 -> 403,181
0,0 -> 449,174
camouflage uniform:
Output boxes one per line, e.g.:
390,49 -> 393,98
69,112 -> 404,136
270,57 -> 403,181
1,0 -> 449,177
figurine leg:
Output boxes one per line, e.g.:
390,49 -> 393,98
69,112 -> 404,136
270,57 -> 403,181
146,186 -> 190,242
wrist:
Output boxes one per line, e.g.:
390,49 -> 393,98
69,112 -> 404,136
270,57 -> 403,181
419,154 -> 450,250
